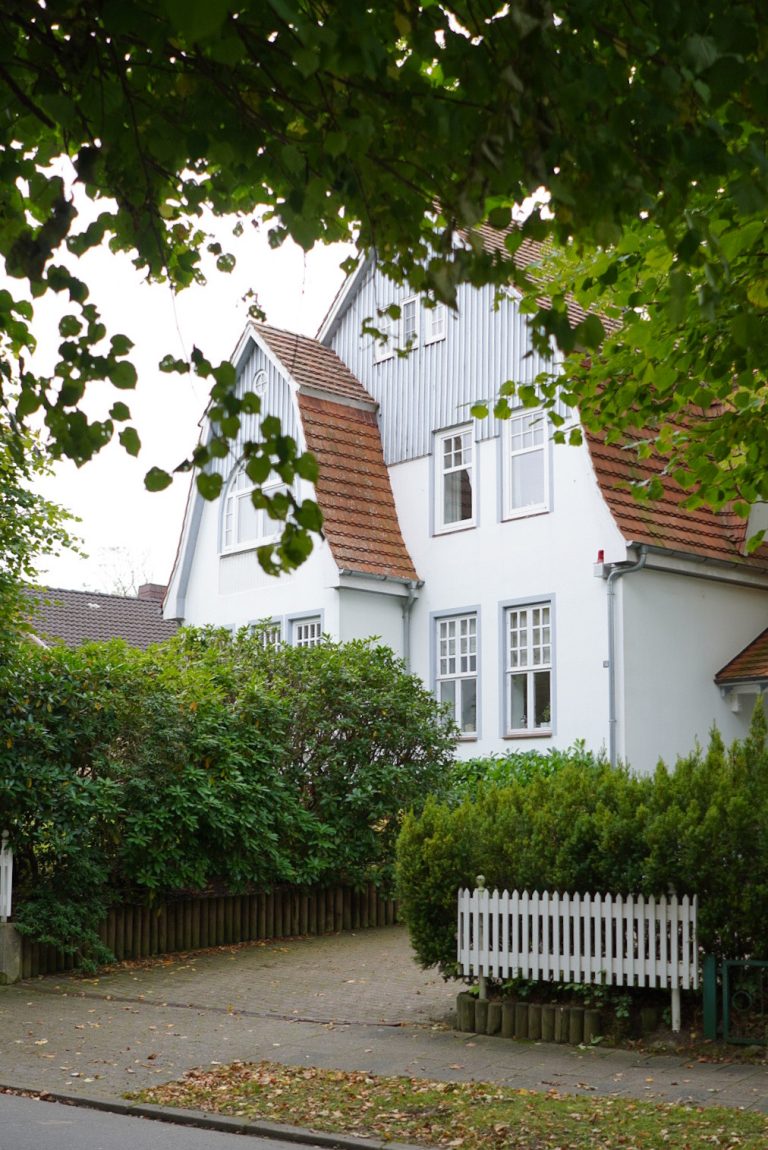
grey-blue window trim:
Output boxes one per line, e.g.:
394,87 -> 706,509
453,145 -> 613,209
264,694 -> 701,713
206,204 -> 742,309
287,609 -> 326,647
431,422 -> 480,537
498,594 -> 556,738
430,604 -> 482,740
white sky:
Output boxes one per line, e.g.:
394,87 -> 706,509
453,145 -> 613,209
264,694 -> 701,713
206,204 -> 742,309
31,227 -> 350,593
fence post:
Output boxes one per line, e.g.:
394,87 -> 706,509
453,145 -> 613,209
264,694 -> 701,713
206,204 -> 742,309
702,954 -> 718,1040
476,875 -> 487,1000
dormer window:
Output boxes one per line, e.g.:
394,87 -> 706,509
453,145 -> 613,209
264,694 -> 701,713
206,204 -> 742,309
222,464 -> 287,553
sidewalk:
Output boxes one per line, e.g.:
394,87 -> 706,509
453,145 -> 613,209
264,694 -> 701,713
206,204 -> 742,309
1,925 -> 766,1121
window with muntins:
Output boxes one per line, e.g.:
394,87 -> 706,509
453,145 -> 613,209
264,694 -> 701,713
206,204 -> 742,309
222,465 -> 287,552
253,621 -> 282,648
292,617 -> 322,648
401,297 -> 418,347
436,426 -> 474,531
424,302 -> 446,344
504,409 -> 549,517
505,603 -> 552,732
373,309 -> 394,363
436,614 -> 477,735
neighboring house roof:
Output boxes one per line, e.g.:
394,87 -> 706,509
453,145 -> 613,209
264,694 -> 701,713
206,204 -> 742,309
24,585 -> 179,649
298,394 -> 418,581
715,627 -> 768,685
586,431 -> 768,575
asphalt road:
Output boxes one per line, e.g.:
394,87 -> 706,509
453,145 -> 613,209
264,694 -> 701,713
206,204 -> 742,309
0,1095 -> 325,1150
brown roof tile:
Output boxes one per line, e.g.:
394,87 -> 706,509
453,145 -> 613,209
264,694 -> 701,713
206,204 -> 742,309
24,586 -> 179,649
297,394 -> 418,581
586,432 -> 768,574
256,324 -> 375,406
715,628 -> 768,684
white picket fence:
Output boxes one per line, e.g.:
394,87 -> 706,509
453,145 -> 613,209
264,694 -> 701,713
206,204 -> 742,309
457,886 -> 698,1029
0,832 -> 12,922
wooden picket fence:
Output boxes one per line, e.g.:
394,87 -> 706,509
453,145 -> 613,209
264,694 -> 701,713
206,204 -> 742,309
458,887 -> 698,990
19,882 -> 398,979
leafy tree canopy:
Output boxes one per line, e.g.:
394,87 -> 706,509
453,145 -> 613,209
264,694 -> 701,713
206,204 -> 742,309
0,1 -> 766,568
0,431 -> 78,651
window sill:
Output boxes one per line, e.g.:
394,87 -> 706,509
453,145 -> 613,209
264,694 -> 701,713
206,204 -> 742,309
433,521 -> 476,537
457,734 -> 478,742
503,730 -> 552,740
501,506 -> 550,523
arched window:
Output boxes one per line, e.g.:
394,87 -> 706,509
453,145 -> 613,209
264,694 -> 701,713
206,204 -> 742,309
221,464 -> 288,552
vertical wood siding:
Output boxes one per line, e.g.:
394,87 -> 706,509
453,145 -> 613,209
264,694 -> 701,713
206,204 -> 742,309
327,267 -> 556,466
210,342 -> 301,479
19,883 -> 398,979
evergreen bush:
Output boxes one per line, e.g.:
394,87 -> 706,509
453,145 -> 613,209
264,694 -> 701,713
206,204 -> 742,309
397,707 -> 768,973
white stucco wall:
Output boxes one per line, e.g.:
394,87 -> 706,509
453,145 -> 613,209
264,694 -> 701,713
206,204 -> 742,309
620,569 -> 768,772
390,430 -> 628,759
338,588 -> 404,652
171,485 -> 344,636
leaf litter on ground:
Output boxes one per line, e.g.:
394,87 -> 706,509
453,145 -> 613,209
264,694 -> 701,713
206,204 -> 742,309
131,1060 -> 768,1149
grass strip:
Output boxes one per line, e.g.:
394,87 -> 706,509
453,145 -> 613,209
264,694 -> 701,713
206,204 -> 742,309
132,1060 -> 768,1149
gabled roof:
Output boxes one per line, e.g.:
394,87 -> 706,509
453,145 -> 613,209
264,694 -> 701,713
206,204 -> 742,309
586,431 -> 768,575
715,628 -> 768,685
252,323 -> 417,581
298,394 -> 417,581
24,586 -> 179,649
256,324 -> 375,407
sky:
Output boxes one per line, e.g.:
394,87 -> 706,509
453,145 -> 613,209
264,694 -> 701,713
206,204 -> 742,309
32,226 -> 350,594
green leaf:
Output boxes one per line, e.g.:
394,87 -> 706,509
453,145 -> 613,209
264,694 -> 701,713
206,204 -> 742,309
196,472 -> 223,500
109,361 -> 138,389
144,467 -> 173,492
118,427 -> 141,456
293,499 -> 323,532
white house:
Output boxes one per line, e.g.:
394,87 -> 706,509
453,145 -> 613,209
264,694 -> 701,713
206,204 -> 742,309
164,254 -> 768,773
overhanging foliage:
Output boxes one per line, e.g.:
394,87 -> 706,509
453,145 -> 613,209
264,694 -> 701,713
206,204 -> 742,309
1,3 -> 766,569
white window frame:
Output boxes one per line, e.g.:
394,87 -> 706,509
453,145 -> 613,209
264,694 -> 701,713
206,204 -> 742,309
435,425 -> 475,533
502,408 -> 550,520
504,602 -> 553,735
400,296 -> 419,348
424,301 -> 446,345
373,309 -> 394,363
250,619 -> 283,648
221,464 -> 288,554
291,615 -> 323,648
435,612 -> 478,737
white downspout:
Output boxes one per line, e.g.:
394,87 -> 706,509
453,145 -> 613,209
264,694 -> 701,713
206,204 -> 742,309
604,546 -> 648,767
401,580 -> 419,672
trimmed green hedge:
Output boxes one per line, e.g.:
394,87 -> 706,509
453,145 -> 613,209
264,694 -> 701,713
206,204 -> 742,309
397,707 -> 768,971
0,626 -> 456,963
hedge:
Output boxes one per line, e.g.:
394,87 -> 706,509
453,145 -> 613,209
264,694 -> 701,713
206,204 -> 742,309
0,626 -> 456,963
396,706 -> 768,971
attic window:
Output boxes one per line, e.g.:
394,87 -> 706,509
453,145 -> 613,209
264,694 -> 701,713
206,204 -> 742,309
222,465 -> 287,553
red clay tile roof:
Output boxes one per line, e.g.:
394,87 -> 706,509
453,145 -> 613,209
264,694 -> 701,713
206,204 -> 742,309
257,324 -> 374,406
586,431 -> 768,574
297,394 -> 418,581
715,628 -> 768,684
24,586 -> 179,649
